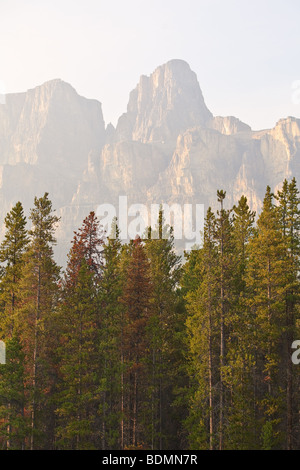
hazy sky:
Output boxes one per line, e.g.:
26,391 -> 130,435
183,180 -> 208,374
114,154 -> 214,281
1,0 -> 300,129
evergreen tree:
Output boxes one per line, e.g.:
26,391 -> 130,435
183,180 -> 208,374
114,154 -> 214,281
0,202 -> 29,449
56,260 -> 100,449
15,193 -> 60,449
246,186 -> 286,449
144,210 -> 183,450
98,219 -> 124,449
214,190 -> 234,449
223,196 -> 257,449
0,202 -> 29,332
276,178 -> 300,449
55,211 -> 105,449
64,211 -> 104,288
184,207 -> 219,450
121,237 -> 153,449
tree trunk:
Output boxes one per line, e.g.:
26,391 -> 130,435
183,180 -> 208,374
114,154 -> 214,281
31,264 -> 41,450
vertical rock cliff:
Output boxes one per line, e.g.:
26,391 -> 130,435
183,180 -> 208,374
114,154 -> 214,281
0,61 -> 299,262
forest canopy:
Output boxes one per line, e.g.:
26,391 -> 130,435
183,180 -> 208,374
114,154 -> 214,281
0,178 -> 299,450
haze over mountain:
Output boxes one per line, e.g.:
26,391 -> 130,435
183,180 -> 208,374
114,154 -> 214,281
0,59 -> 299,262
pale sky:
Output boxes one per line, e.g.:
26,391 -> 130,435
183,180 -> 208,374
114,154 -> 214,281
1,0 -> 300,130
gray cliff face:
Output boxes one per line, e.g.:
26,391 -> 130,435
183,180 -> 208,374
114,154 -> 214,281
0,79 -> 106,260
0,79 -> 105,169
115,60 -> 213,144
0,60 -> 299,263
208,116 -> 252,135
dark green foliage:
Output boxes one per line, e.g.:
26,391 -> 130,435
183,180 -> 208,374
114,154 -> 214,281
0,180 -> 299,450
0,202 -> 29,448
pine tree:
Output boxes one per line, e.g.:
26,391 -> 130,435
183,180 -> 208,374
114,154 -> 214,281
121,237 -> 153,449
231,195 -> 256,295
64,211 -> 104,288
55,211 -> 105,449
0,202 -> 29,449
184,207 -> 219,450
98,219 -> 124,449
276,178 -> 300,449
15,193 -> 60,449
144,210 -> 183,450
0,202 -> 29,333
223,196 -> 257,449
246,186 -> 286,449
214,190 -> 234,449
56,260 -> 100,449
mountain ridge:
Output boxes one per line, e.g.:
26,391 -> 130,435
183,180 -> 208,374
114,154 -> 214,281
0,59 -> 299,262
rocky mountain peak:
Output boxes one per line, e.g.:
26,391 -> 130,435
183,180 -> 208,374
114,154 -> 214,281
115,59 -> 212,144
0,61 -> 299,264
0,79 -> 106,168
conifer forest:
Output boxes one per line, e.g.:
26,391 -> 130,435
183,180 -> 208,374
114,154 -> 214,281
0,177 -> 299,451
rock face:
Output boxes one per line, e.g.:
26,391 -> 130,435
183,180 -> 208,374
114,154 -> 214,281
0,79 -> 106,259
0,79 -> 105,168
208,116 -> 251,135
0,60 -> 299,263
115,60 -> 212,144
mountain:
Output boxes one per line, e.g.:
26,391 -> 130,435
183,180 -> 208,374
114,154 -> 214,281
0,60 -> 299,262
0,79 -> 106,258
114,59 -> 212,143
